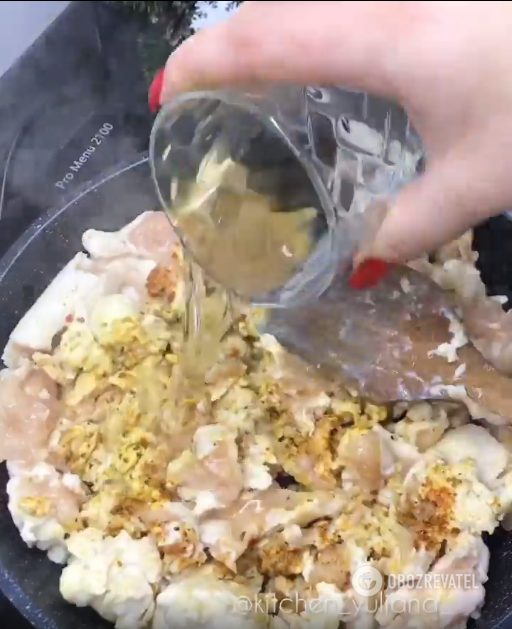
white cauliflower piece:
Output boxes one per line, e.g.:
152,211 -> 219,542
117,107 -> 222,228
2,254 -> 108,366
389,403 -> 449,453
404,460 -> 499,535
430,424 -> 509,487
153,572 -> 266,629
51,320 -> 111,381
6,463 -> 84,564
242,435 -> 277,491
377,534 -> 489,629
60,529 -> 162,629
454,478 -> 498,534
274,582 -> 353,629
90,294 -> 139,342
215,386 -> 264,432
494,469 -> 512,515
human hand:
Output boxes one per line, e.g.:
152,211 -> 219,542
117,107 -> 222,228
154,1 -> 512,264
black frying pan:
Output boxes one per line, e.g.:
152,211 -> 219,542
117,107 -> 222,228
0,155 -> 511,629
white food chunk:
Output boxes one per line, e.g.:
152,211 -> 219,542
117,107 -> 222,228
7,463 -> 84,564
428,309 -> 468,363
90,294 -> 139,341
377,533 -> 489,629
83,211 -> 176,267
3,250 -> 156,367
3,254 -> 105,366
274,582 -> 354,629
0,364 -> 60,464
431,424 -> 509,486
153,573 -> 264,629
168,430 -> 243,516
60,529 -> 162,629
242,434 -> 277,491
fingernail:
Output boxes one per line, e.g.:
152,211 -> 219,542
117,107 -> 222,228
148,68 -> 165,113
349,258 -> 390,290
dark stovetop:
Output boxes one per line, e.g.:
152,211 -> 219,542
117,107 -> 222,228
2,1 -> 512,628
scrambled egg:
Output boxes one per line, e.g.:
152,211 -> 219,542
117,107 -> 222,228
3,213 -> 512,629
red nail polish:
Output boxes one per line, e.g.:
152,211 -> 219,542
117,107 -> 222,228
148,68 -> 165,113
349,258 -> 390,290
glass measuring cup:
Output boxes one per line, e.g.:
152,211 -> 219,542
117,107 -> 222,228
149,84 -> 423,307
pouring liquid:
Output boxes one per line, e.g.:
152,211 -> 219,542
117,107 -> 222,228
159,146 -> 324,419
170,145 -> 321,300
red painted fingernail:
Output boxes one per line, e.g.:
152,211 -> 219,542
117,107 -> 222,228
148,68 -> 165,113
349,258 -> 390,290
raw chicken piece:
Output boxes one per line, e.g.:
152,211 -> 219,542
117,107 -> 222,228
167,426 -> 244,515
200,489 -> 346,571
337,428 -> 395,492
83,211 -> 178,267
415,231 -> 512,377
60,528 -> 162,629
7,463 -> 84,563
372,425 -> 421,472
259,334 -> 333,436
0,364 -> 60,464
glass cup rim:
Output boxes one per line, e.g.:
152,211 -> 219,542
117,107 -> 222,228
149,88 -> 340,308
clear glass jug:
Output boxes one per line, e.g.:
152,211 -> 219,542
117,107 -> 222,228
149,84 -> 423,307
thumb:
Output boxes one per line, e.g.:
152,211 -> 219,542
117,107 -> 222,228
361,152 -> 499,263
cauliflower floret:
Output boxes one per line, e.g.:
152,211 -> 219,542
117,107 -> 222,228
454,478 -> 499,535
3,253 -> 108,366
273,581 -> 354,629
430,424 -> 509,487
36,320 -> 111,383
60,529 -> 162,629
6,463 -> 84,564
376,534 -> 489,629
215,386 -> 264,432
389,403 -> 449,453
153,572 -> 266,629
402,460 -> 499,541
242,434 -> 278,491
90,294 -> 139,343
